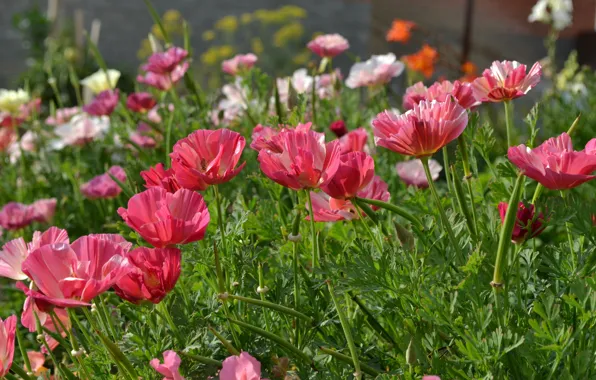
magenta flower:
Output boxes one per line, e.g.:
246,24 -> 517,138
508,132 -> 596,190
222,53 -> 258,75
81,166 -> 127,199
29,198 -> 57,224
250,123 -> 312,152
396,159 -> 442,188
322,151 -> 375,199
220,352 -> 264,380
137,63 -> 189,91
0,202 -> 34,230
329,120 -> 348,137
150,350 -> 185,380
403,80 -> 479,110
142,47 -> 189,74
472,60 -> 542,102
141,163 -> 182,193
0,238 -> 28,281
129,123 -> 157,149
307,34 -> 350,58
338,127 -> 368,154
126,92 -> 157,113
498,201 -> 546,244
83,89 -> 119,116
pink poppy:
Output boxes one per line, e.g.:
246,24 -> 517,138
26,351 -> 46,376
150,350 -> 185,380
0,202 -> 34,230
137,63 -> 189,91
322,151 -> 375,199
222,53 -> 258,75
45,107 -> 80,126
472,60 -> 542,102
338,127 -> 368,154
257,128 -> 341,190
498,201 -> 546,244
30,198 -> 57,223
141,163 -> 182,193
396,159 -> 442,188
403,80 -> 480,110
508,132 -> 596,190
80,166 -> 127,199
307,34 -> 350,58
220,352 -> 264,380
118,187 -> 210,248
372,97 -> 468,157
114,246 -> 181,304
83,89 -> 119,116
129,123 -> 157,149
250,123 -> 312,153
345,53 -> 404,89
0,315 -> 16,377
142,47 -> 189,74
126,92 -> 157,113
170,129 -> 246,189
0,127 -> 17,152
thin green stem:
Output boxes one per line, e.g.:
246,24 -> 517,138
213,241 -> 241,349
354,204 -> 383,253
531,184 -> 543,205
306,190 -> 319,272
327,281 -> 362,380
421,158 -> 462,260
457,135 -> 478,236
442,147 -> 453,194
560,191 -> 575,261
257,263 -> 271,331
98,295 -> 118,341
15,316 -> 31,374
158,302 -> 185,347
164,111 -> 175,167
504,100 -> 514,148
214,185 -> 229,265
290,209 -> 301,346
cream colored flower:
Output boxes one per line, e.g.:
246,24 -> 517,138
0,89 -> 30,114
80,69 -> 121,94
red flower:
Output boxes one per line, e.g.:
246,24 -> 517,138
508,133 -> 596,190
83,89 -> 119,116
126,92 -> 157,113
372,97 -> 468,157
472,60 -> 542,102
498,202 -> 546,244
338,127 -> 368,154
114,247 -> 181,304
329,120 -> 348,138
170,129 -> 246,190
141,163 -> 182,193
322,151 -> 375,199
386,19 -> 416,43
118,188 -> 210,248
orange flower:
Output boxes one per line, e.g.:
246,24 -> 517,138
403,44 -> 438,78
386,19 -> 416,43
460,61 -> 478,82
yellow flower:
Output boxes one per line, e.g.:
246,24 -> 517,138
217,45 -> 234,59
201,48 -> 219,66
163,9 -> 181,22
251,38 -> 264,55
151,24 -> 164,40
273,22 -> 304,47
80,69 -> 120,94
292,50 -> 311,66
241,13 -> 253,24
202,30 -> 216,41
215,15 -> 238,33
137,39 -> 153,60
279,5 -> 307,19
0,89 -> 30,114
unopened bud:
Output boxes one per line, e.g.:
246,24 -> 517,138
288,233 -> 302,242
257,286 -> 269,294
218,292 -> 229,300
232,281 -> 240,287
91,303 -> 98,313
36,334 -> 43,341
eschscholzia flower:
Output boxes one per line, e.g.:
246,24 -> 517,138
0,202 -> 34,230
118,187 -> 210,248
460,61 -> 478,82
307,33 -> 350,58
250,123 -> 312,152
338,127 -> 368,154
403,80 -> 480,110
329,120 -> 348,137
308,175 -> 390,222
170,129 -> 246,189
220,352 -> 264,380
403,44 -> 438,78
25,351 -> 47,376
498,201 -> 546,244
21,296 -> 70,351
386,19 -> 416,43
141,163 -> 182,193
471,60 -> 542,103
528,0 -> 573,30
257,128 -> 341,190
222,53 -> 258,75
52,114 -> 110,148
508,132 -> 596,190
129,123 -> 158,149
114,247 -> 181,304
137,64 -> 189,91
0,315 -> 16,377
372,97 -> 468,158
29,198 -> 57,224
142,47 -> 188,74
151,350 -> 185,380
80,69 -> 121,94
322,152 -> 375,199
0,126 -> 17,152
422,377 -> 441,380
126,92 -> 157,113
0,89 -> 30,114
346,53 -> 405,88
83,89 -> 119,116
396,159 -> 442,188
45,107 -> 80,126
80,166 -> 127,199
21,234 -> 131,308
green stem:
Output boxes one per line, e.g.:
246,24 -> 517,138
354,204 -> 384,253
492,173 -> 525,288
560,191 -> 575,261
442,147 -> 453,194
290,210 -> 301,346
531,184 -> 543,205
421,158 -> 463,260
355,197 -> 424,230
451,165 -> 477,241
457,135 -> 478,235
306,190 -> 319,272
504,100 -> 514,148
213,241 -> 241,348
214,185 -> 229,265
319,347 -> 380,376
177,351 -> 222,368
327,281 -> 361,380
15,316 -> 32,374
33,311 -> 64,378
157,302 -> 185,347
61,311 -> 92,380
164,111 -> 175,167
9,366 -> 34,380
98,295 -> 118,341
257,263 -> 271,331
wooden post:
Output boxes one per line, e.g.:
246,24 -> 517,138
460,0 -> 475,71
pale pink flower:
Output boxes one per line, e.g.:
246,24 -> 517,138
52,114 -> 110,148
222,53 -> 258,75
346,53 -> 404,88
220,352 -> 264,380
403,80 -> 480,110
307,34 -> 350,58
472,60 -> 542,102
150,350 -> 185,380
396,159 -> 442,188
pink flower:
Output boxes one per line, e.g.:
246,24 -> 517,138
129,123 -> 157,149
0,127 -> 17,152
150,350 -> 185,380
423,376 -> 441,380
45,107 -> 80,126
21,234 -> 131,308
346,53 -> 404,88
329,120 -> 348,137
137,63 -> 189,91
83,89 -> 119,116
0,238 -> 28,280
498,201 -> 546,244
403,80 -> 479,110
118,187 -> 210,248
258,128 -> 341,190
338,128 -> 368,154
21,295 -> 70,352
472,60 -> 542,102
396,159 -> 442,188
30,198 -> 57,224
322,152 -> 375,199
141,163 -> 182,193
142,47 -> 189,74
508,133 -> 596,190
114,247 -> 180,304
308,176 -> 390,222
250,123 -> 312,152
126,92 -> 157,113
372,97 -> 468,157
26,351 -> 46,376
222,53 -> 258,75
170,129 -> 246,189
220,352 -> 263,380
307,34 -> 350,58
0,202 -> 34,230
81,166 -> 127,199
0,315 -> 16,377
52,114 -> 110,147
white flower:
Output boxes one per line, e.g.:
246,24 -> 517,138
51,114 -> 110,149
346,53 -> 405,89
528,0 -> 572,30
0,89 -> 30,114
291,68 -> 314,94
80,69 -> 121,94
